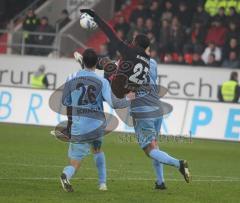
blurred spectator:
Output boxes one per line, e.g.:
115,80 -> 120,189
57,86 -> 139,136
158,19 -> 171,54
223,38 -> 239,60
144,18 -> 157,36
175,54 -> 186,65
184,21 -> 206,54
201,42 -> 222,64
150,48 -> 160,63
184,52 -> 193,65
206,53 -> 219,67
33,16 -> 55,56
127,17 -> 145,41
177,1 -> 192,30
115,0 -> 128,11
145,1 -> 161,23
129,3 -> 146,24
146,32 -> 158,50
23,9 -> 39,33
192,3 -> 210,27
162,0 -> 175,13
127,30 -> 139,44
222,51 -> 240,69
192,52 -> 205,66
225,22 -> 239,44
55,9 -> 71,31
164,52 -> 174,64
218,71 -> 240,103
205,18 -> 227,46
30,65 -> 49,89
169,17 -> 186,53
161,0 -> 174,22
213,7 -> 226,25
98,44 -> 109,58
22,9 -> 39,55
114,16 -> 129,38
227,7 -> 240,25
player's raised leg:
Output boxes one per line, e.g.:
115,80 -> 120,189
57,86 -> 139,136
135,119 -> 191,184
145,140 -> 191,183
60,160 -> 78,192
60,143 -> 90,192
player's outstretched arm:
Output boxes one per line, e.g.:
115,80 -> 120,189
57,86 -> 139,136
111,91 -> 135,109
80,9 -> 128,55
102,78 -> 135,109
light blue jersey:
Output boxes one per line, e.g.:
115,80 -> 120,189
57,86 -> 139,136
62,69 -> 130,160
149,58 -> 162,133
131,58 -> 160,118
132,58 -> 163,148
62,69 -> 130,137
149,58 -> 158,87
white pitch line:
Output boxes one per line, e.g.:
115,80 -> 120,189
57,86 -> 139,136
1,162 -> 240,180
0,162 -> 173,175
192,175 -> 240,179
0,163 -> 63,168
0,177 -> 240,182
0,162 -> 119,172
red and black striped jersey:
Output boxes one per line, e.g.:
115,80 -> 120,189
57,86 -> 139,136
94,14 -> 150,98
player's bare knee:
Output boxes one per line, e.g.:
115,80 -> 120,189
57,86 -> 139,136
92,140 -> 102,154
70,159 -> 81,170
92,145 -> 102,154
92,148 -> 101,154
144,140 -> 158,156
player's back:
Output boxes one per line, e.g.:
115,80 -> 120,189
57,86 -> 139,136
122,46 -> 150,85
106,46 -> 151,99
89,11 -> 151,99
63,70 -> 108,138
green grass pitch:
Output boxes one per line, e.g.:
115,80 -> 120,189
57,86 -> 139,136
0,123 -> 239,203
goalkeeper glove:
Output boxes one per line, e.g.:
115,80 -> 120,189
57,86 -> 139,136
80,9 -> 95,17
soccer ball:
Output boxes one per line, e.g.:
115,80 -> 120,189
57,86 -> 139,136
79,13 -> 97,30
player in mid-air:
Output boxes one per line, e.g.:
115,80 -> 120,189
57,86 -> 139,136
80,9 -> 191,189
60,48 -> 135,192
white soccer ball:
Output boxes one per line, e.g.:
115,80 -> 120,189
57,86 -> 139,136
79,13 -> 97,30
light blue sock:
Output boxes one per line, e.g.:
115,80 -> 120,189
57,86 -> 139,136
94,152 -> 106,184
63,165 -> 75,180
149,149 -> 180,168
152,159 -> 164,185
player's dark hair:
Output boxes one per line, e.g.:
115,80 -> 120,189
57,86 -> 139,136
82,48 -> 98,69
134,34 -> 150,50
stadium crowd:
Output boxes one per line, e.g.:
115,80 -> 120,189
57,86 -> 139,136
22,9 -> 71,56
104,0 -> 240,69
1,0 -> 240,69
